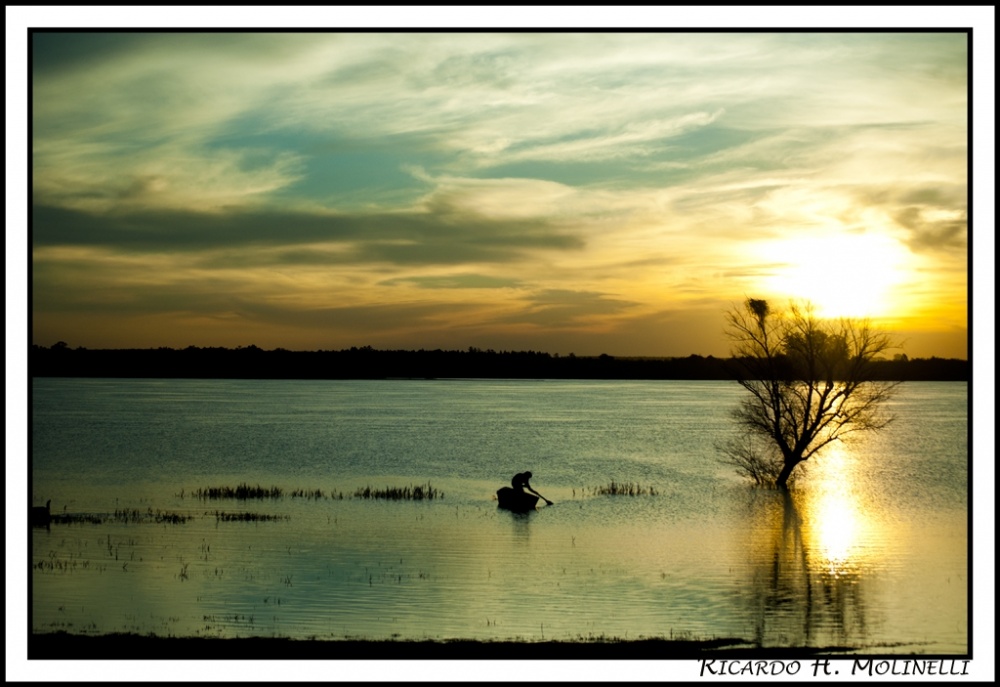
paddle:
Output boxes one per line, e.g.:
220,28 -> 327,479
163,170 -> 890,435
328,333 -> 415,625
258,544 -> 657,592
535,491 -> 554,506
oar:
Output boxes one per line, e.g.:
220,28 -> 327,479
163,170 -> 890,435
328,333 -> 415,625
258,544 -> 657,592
535,491 -> 554,506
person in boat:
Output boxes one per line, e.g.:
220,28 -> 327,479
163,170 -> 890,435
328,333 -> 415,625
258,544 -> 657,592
511,471 -> 541,497
502,471 -> 553,507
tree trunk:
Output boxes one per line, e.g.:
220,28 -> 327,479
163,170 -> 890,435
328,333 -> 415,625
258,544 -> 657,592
775,459 -> 799,490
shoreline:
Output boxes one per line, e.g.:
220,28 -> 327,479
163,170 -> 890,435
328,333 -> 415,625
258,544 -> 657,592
29,632 -> 860,661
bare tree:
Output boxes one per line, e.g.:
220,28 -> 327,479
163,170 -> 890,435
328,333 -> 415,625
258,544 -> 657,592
721,298 -> 900,489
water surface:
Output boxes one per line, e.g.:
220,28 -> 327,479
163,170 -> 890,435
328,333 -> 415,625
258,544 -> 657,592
30,378 -> 968,652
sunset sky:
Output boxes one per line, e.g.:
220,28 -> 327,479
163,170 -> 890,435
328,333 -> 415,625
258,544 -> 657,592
27,29 -> 973,358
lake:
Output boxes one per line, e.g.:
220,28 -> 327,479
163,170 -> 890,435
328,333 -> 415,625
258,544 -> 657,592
29,378 -> 968,655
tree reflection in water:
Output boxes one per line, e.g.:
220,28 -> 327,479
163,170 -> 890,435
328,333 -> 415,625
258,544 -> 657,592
740,479 -> 877,649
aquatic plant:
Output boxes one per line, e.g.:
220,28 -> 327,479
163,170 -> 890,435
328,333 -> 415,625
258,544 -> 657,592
34,558 -> 82,572
45,509 -> 191,526
193,483 -> 283,500
213,511 -> 289,522
588,481 -> 658,496
48,513 -> 105,526
352,482 -> 442,500
113,507 -> 192,524
190,484 -> 345,500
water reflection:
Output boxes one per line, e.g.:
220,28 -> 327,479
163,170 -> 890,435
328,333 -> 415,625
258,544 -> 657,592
503,508 -> 534,541
742,449 -> 881,648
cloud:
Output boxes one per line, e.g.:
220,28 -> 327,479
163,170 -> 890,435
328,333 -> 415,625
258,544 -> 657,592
229,298 -> 486,335
32,33 -> 968,223
418,174 -> 585,221
379,274 -> 524,290
32,203 -> 585,264
28,32 -> 969,358
32,34 -> 963,197
848,183 -> 968,252
495,289 -> 639,328
891,187 -> 968,253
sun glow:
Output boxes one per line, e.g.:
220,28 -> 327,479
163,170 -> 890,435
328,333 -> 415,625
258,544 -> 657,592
756,232 -> 913,319
812,490 -> 862,575
800,447 -> 879,578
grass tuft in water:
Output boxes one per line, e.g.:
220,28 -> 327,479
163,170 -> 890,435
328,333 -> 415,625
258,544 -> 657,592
46,509 -> 192,526
352,482 -> 442,500
588,481 -> 658,497
193,483 -> 283,500
189,484 -> 345,500
213,511 -> 289,522
47,513 -> 105,526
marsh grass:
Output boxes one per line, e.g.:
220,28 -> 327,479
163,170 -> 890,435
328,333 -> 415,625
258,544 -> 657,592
213,511 -> 289,523
46,509 -> 192,526
352,483 -> 442,500
193,483 -> 283,500
586,481 -> 658,497
290,488 -> 335,499
191,484 -> 346,500
113,508 -> 192,524
48,513 -> 105,526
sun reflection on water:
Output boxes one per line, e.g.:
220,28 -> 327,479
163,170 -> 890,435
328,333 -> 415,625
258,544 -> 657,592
800,446 -> 875,581
812,489 -> 861,578
738,444 -> 896,648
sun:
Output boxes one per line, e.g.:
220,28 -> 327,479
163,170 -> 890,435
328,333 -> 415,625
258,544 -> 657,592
754,231 -> 912,319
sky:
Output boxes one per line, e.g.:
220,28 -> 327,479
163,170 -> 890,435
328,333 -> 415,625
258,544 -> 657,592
24,28 -> 976,359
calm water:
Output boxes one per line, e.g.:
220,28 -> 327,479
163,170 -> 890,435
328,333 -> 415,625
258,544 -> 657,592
30,378 -> 968,653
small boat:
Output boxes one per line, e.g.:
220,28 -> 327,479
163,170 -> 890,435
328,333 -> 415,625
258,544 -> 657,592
496,487 -> 539,512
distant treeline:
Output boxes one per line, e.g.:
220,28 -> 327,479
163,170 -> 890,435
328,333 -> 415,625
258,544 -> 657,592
30,343 -> 969,382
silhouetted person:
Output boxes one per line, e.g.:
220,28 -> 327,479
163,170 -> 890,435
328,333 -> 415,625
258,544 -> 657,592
511,471 -> 553,505
512,471 -> 531,492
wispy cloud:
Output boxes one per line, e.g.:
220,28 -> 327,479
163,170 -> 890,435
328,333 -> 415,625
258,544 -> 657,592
30,31 -> 969,357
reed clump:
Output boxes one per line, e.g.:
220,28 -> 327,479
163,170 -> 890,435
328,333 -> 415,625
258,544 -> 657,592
352,482 -> 442,501
289,488 -> 326,499
45,509 -> 191,525
47,513 -> 105,525
588,481 -> 658,496
193,483 -> 283,500
213,511 -> 289,522
190,484 -> 345,500
112,508 -> 192,524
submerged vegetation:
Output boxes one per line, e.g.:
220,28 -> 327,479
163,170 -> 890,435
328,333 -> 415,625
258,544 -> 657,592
213,511 -> 289,523
113,508 -> 192,525
290,487 -> 341,499
47,513 -> 105,526
193,483 -> 284,500
46,508 -> 193,526
584,481 -> 658,497
353,483 -> 443,500
37,482 -> 444,530
188,482 -> 441,501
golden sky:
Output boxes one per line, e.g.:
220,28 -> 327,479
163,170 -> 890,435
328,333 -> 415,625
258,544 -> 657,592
23,23 -> 976,359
